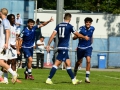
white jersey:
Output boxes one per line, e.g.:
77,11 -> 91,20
36,40 -> 46,53
0,18 -> 11,48
10,25 -> 16,45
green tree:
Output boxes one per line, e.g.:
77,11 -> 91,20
37,0 -> 120,14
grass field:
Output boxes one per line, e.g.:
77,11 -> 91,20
0,68 -> 120,90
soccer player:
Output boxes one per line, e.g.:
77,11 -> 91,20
0,8 -> 17,84
73,17 -> 95,83
2,14 -> 22,84
45,13 -> 89,85
19,17 -> 53,80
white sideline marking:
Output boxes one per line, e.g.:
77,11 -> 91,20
78,72 -> 120,80
0,87 -> 55,90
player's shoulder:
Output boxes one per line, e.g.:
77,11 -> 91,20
79,26 -> 85,30
67,23 -> 73,27
90,26 -> 95,30
2,18 -> 9,24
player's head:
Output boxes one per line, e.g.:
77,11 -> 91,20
64,13 -> 72,22
17,13 -> 20,19
7,14 -> 15,26
40,36 -> 45,42
84,17 -> 93,28
0,8 -> 8,18
36,19 -> 40,25
27,19 -> 35,29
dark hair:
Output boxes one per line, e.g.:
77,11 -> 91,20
36,19 -> 40,22
64,13 -> 72,20
40,36 -> 45,38
7,14 -> 15,21
27,19 -> 35,24
84,17 -> 93,22
17,13 -> 19,15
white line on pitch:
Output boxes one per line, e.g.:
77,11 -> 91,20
0,87 -> 55,90
78,72 -> 120,80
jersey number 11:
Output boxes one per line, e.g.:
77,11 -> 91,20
59,27 -> 65,38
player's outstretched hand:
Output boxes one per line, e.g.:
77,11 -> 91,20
49,17 -> 54,22
46,45 -> 50,52
84,36 -> 89,41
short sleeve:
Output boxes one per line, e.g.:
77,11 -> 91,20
37,40 -> 40,44
78,27 -> 82,33
71,26 -> 76,33
33,25 -> 39,31
3,20 -> 10,30
19,29 -> 25,38
54,24 -> 59,32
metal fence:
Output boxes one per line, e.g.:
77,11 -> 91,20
21,37 -> 120,69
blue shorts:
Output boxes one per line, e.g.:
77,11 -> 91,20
22,47 -> 33,58
77,47 -> 93,60
56,49 -> 69,62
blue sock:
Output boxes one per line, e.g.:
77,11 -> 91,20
86,71 -> 90,78
48,65 -> 58,79
66,67 -> 74,79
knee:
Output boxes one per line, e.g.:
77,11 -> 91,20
28,57 -> 33,62
86,59 -> 91,64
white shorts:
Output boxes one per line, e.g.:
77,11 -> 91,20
0,48 -> 9,61
8,47 -> 17,60
16,28 -> 21,35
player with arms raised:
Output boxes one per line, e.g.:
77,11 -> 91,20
19,17 -> 53,80
46,13 -> 89,85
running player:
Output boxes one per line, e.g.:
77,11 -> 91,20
73,17 -> 95,83
19,17 -> 53,80
0,8 -> 17,84
45,13 -> 89,85
2,14 -> 22,84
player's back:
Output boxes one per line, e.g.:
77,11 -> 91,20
55,22 -> 75,48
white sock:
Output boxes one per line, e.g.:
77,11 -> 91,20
28,69 -> 32,73
0,71 -> 3,77
72,78 -> 76,82
8,68 -> 16,76
47,78 -> 51,81
4,73 -> 8,81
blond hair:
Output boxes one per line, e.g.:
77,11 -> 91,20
1,8 -> 8,16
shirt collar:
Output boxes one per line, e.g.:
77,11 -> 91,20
84,26 -> 91,30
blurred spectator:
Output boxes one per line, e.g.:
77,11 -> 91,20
35,19 -> 42,42
36,36 -> 46,68
15,13 -> 23,35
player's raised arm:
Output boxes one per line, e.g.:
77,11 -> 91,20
46,31 -> 57,52
38,17 -> 53,28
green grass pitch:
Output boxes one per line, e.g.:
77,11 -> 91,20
0,69 -> 120,90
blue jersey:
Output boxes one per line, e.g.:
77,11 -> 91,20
78,26 -> 95,49
20,26 -> 38,48
55,22 -> 76,48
